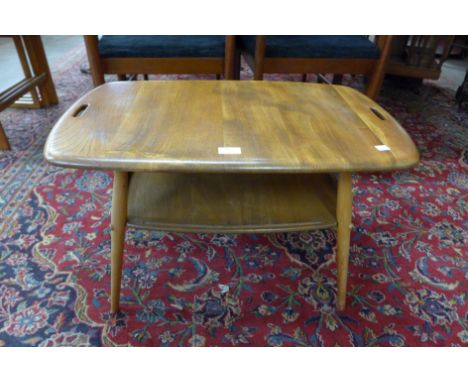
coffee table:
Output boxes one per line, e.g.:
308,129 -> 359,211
44,80 -> 419,312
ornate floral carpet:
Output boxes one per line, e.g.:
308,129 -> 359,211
0,48 -> 467,346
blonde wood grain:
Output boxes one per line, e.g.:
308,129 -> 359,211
127,173 -> 337,233
110,171 -> 128,313
44,81 -> 419,173
336,172 -> 353,310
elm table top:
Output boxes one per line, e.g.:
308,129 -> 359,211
44,80 -> 419,173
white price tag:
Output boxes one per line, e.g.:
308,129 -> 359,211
374,145 -> 391,152
218,147 -> 242,155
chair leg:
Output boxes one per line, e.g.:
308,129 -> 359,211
216,74 -> 221,80
253,70 -> 264,80
117,74 -> 127,81
301,73 -> 307,82
253,36 -> 266,81
224,35 -> 236,80
234,50 -> 241,80
143,74 -> 149,80
83,35 -> 105,87
366,35 -> 394,100
336,172 -> 353,310
22,36 -> 58,107
0,121 -> 11,150
110,171 -> 128,313
366,74 -> 383,100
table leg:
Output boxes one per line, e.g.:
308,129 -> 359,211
110,171 -> 129,313
336,172 -> 353,310
0,122 -> 11,150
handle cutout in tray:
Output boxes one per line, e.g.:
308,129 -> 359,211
370,107 -> 386,121
72,104 -> 89,118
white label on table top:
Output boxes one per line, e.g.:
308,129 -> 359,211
374,145 -> 391,152
218,147 -> 242,155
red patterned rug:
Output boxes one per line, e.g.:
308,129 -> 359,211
0,48 -> 467,346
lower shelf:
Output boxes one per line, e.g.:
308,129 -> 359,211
127,172 -> 337,233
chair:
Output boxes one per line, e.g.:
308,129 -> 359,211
386,35 -> 455,80
237,35 -> 394,99
0,35 -> 58,150
84,35 -> 237,86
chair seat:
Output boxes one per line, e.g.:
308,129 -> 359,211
99,35 -> 226,58
239,35 -> 380,59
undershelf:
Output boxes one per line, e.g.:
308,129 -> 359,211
127,172 -> 337,233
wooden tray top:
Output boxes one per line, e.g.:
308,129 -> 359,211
44,81 -> 419,173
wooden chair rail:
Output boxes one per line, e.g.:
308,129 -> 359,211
0,74 -> 46,112
262,58 -> 376,75
102,57 -> 225,75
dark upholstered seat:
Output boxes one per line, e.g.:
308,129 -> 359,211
238,35 -> 380,59
98,35 -> 226,58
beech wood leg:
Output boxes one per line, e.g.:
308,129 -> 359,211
336,172 -> 353,310
110,171 -> 128,313
0,122 -> 11,150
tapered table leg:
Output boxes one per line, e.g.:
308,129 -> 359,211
336,172 -> 353,310
110,171 -> 128,313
